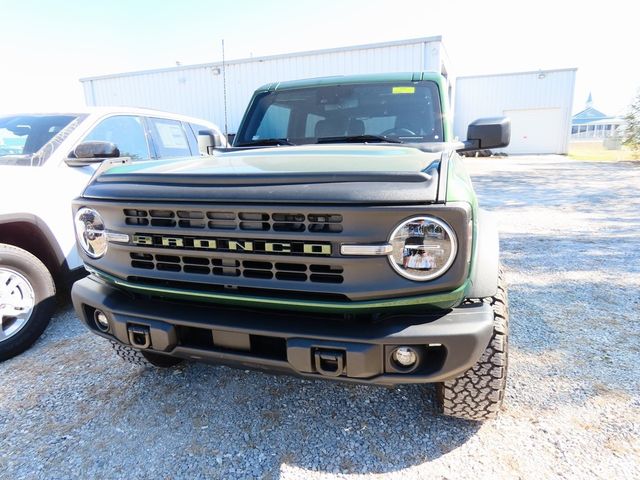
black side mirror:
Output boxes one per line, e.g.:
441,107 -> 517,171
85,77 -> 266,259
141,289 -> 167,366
65,141 -> 120,167
197,129 -> 222,155
459,117 -> 511,152
75,141 -> 120,159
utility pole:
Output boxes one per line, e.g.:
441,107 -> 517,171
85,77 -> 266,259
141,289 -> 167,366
221,39 -> 228,139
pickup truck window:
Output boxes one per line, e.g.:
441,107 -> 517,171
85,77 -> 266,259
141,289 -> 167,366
83,115 -> 150,161
235,81 -> 443,146
0,114 -> 80,166
148,118 -> 192,158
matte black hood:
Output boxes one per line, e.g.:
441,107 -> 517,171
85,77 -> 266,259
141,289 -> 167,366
82,145 -> 443,204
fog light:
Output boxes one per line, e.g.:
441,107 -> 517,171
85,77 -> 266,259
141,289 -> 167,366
392,347 -> 417,367
94,310 -> 109,332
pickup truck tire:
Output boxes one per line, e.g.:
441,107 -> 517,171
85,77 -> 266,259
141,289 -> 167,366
109,340 -> 183,368
0,244 -> 56,361
436,268 -> 509,421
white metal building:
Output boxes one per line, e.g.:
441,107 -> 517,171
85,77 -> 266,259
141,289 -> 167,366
80,37 -> 576,154
81,36 -> 451,136
454,69 -> 577,154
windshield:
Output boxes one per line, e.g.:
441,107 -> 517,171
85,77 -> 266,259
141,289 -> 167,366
234,81 -> 443,146
0,114 -> 81,166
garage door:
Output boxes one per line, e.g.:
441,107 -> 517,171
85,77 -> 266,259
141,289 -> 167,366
502,108 -> 564,154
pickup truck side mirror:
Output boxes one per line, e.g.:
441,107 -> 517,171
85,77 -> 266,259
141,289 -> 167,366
198,129 -> 223,155
458,117 -> 511,152
65,141 -> 120,167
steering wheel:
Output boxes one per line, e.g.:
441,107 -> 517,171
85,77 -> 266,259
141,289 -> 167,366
381,127 -> 417,137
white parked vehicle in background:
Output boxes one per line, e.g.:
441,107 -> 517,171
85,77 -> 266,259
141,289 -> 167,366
0,107 -> 226,360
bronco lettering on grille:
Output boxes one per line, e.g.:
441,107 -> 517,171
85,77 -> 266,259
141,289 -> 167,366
132,234 -> 331,256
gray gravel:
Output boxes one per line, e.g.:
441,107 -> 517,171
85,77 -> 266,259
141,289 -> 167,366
1,155 -> 639,479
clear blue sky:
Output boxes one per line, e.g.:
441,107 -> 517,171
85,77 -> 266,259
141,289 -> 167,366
0,0 -> 636,115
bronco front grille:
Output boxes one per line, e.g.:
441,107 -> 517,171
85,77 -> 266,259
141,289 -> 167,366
130,252 -> 344,284
123,209 -> 343,233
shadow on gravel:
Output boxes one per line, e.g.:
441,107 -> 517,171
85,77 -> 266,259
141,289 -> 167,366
469,162 -> 640,211
120,365 -> 482,477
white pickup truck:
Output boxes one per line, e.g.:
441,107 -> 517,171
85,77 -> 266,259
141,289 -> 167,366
0,107 -> 226,360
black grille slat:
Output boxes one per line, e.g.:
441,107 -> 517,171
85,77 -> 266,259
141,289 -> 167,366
310,274 -> 344,284
244,270 -> 273,279
149,210 -> 174,218
183,256 -> 209,266
126,217 -> 149,226
239,221 -> 269,231
243,261 -> 272,270
131,260 -> 154,269
179,219 -> 206,228
177,211 -> 204,219
150,219 -> 177,227
275,263 -> 307,272
157,263 -> 180,272
184,265 -> 210,275
123,209 -> 342,234
124,209 -> 147,217
275,272 -> 307,282
212,267 -> 241,277
239,212 -> 269,221
310,265 -> 344,274
130,253 -> 342,284
130,252 -> 153,261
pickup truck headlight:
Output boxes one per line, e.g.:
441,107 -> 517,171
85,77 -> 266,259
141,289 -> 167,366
388,216 -> 457,281
74,207 -> 107,259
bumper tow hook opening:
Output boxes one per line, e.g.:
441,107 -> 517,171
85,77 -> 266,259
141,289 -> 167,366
314,349 -> 345,377
127,325 -> 151,349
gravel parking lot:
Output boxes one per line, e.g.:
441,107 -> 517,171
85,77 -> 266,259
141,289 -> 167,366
1,155 -> 638,479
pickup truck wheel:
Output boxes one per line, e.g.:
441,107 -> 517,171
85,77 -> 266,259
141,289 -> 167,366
109,340 -> 182,368
436,269 -> 509,421
0,244 -> 56,361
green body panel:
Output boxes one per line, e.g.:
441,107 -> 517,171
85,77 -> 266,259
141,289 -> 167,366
90,268 -> 468,313
445,153 -> 477,206
445,152 -> 480,298
258,72 -> 429,91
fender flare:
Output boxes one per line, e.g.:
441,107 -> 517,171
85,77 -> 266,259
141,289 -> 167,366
467,209 -> 500,299
0,213 -> 69,279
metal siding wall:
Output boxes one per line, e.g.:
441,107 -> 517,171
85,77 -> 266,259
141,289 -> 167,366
453,70 -> 576,154
82,41 -> 437,133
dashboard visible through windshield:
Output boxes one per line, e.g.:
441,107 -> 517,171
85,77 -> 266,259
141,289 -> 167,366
234,81 -> 443,146
0,114 -> 80,166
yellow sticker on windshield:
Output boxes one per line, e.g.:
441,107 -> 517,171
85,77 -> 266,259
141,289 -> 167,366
392,86 -> 415,94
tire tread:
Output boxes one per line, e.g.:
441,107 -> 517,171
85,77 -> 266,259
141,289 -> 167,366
437,267 -> 509,421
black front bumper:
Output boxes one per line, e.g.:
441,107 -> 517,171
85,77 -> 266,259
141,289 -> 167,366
72,275 -> 494,385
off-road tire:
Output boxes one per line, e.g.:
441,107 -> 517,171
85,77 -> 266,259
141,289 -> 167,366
437,268 -> 509,421
0,244 -> 56,361
109,340 -> 183,368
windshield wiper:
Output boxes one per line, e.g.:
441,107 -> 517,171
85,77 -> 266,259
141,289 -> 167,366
316,135 -> 402,144
235,138 -> 295,147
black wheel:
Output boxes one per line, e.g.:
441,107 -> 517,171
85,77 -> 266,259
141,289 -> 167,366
437,268 -> 509,421
109,340 -> 183,368
0,244 -> 56,361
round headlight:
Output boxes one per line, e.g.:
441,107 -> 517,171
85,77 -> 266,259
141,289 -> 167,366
388,216 -> 457,281
74,207 -> 107,259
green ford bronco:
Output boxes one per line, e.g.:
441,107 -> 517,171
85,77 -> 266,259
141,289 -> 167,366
71,73 -> 511,420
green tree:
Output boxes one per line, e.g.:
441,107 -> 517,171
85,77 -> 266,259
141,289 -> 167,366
623,89 -> 640,152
